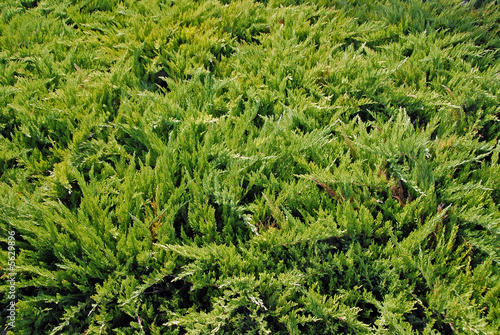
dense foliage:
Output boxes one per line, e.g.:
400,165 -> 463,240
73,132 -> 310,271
1,0 -> 500,333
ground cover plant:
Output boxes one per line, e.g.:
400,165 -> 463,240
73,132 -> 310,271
1,0 -> 500,333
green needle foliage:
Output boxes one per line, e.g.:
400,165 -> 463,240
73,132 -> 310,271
1,0 -> 499,333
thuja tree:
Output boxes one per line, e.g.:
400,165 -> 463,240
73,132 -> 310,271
1,0 -> 499,334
